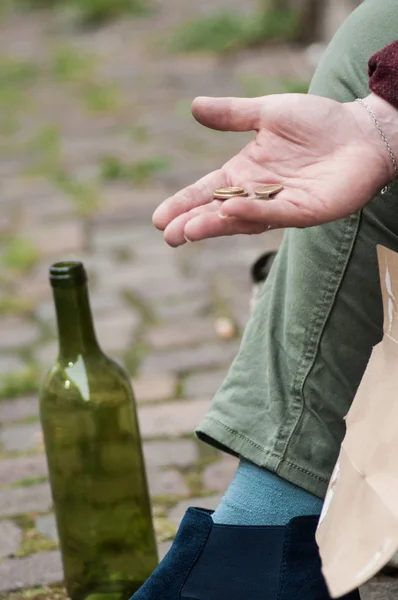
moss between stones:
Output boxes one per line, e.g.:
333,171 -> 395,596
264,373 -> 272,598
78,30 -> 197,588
0,584 -> 67,600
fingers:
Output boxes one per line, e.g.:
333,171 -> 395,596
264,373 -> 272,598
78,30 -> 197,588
163,200 -> 268,246
163,200 -> 222,247
152,169 -> 226,231
191,96 -> 267,132
219,193 -> 313,228
184,213 -> 267,242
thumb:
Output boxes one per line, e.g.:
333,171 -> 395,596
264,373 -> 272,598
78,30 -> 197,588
191,96 -> 266,132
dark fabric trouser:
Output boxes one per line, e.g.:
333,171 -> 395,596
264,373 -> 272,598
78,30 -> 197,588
196,0 -> 398,498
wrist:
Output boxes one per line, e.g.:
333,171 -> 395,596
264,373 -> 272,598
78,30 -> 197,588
348,93 -> 398,187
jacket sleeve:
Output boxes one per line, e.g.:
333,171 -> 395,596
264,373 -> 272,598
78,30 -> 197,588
368,40 -> 398,109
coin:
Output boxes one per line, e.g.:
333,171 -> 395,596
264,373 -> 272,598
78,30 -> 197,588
213,186 -> 248,199
254,184 -> 284,199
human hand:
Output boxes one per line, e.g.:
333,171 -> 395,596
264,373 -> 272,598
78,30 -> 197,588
153,93 -> 396,247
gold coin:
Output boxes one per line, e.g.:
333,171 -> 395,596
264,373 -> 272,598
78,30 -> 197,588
254,184 -> 284,199
213,186 -> 248,199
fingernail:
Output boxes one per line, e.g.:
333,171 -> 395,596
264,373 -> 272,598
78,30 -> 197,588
218,211 -> 228,220
184,233 -> 192,243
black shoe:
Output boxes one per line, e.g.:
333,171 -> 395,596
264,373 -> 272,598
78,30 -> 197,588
131,507 -> 361,600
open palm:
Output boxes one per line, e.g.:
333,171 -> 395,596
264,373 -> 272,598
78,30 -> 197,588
152,94 -> 392,247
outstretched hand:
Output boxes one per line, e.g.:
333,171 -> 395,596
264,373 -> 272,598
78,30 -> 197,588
152,93 -> 393,247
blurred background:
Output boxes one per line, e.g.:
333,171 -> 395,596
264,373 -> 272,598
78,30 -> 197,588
0,1 -> 361,599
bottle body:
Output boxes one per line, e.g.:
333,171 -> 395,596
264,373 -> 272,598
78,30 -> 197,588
40,263 -> 157,600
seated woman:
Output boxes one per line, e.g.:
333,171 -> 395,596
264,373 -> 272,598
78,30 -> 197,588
133,1 -> 398,598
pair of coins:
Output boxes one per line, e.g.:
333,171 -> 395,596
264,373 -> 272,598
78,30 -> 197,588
213,186 -> 248,200
213,184 -> 283,200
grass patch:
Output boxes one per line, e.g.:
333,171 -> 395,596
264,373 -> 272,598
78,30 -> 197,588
0,366 -> 40,399
174,377 -> 184,399
26,125 -> 62,176
182,137 -> 207,156
123,290 -> 157,326
112,247 -> 134,263
68,0 -> 151,26
154,515 -> 177,544
129,124 -> 150,143
0,585 -> 67,600
2,237 -> 40,273
81,82 -> 120,113
0,56 -> 40,87
123,341 -> 150,378
170,7 -> 300,53
0,295 -> 34,316
53,172 -> 101,215
10,475 -> 48,489
239,74 -> 310,97
13,515 -> 58,558
0,59 -> 38,134
51,45 -> 95,83
100,155 -> 172,186
25,127 -> 100,216
7,0 -> 151,26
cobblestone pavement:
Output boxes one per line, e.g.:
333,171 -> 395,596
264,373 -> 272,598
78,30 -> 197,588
0,3 -> 394,599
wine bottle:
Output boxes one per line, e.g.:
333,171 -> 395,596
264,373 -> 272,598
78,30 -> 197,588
40,261 -> 158,600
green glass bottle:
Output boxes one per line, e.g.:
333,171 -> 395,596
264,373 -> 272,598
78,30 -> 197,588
40,261 -> 158,600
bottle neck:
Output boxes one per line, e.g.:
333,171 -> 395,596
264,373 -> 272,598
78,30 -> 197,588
53,282 -> 100,360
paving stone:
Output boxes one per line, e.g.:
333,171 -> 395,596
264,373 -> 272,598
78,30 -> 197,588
36,514 -> 59,542
34,298 -> 55,324
361,576 -> 398,600
20,194 -> 74,225
94,186 -> 170,223
144,319 -> 218,351
230,296 -> 252,331
0,317 -> 39,350
133,374 -> 177,403
132,242 -> 178,266
153,296 -> 212,321
0,484 -> 52,517
25,221 -> 85,256
90,223 -> 147,251
169,495 -> 222,525
141,342 -> 239,375
94,263 -> 170,294
203,455 -> 238,493
0,550 -> 63,592
95,309 -> 140,354
130,276 -> 210,303
184,369 -> 228,398
90,222 -> 169,255
143,440 -> 198,469
0,355 -> 25,376
91,292 -> 126,316
158,540 -> 172,560
15,262 -> 51,302
138,399 -> 211,438
0,520 -> 22,559
147,468 -> 189,497
2,177 -> 61,205
0,422 -> 43,453
97,266 -> 183,299
0,455 -> 48,487
35,341 -> 58,366
0,395 -> 39,423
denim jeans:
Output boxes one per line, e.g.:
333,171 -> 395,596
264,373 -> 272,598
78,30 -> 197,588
196,0 -> 398,498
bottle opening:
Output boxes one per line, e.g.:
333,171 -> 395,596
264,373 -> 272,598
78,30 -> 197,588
50,261 -> 87,288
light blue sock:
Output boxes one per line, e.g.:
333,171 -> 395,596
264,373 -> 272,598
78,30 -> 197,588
212,460 -> 323,526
